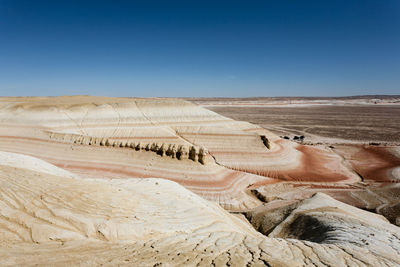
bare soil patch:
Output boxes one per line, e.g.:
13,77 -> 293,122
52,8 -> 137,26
206,105 -> 400,144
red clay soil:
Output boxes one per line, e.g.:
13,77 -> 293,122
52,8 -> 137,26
252,144 -> 355,183
335,145 -> 400,183
211,141 -> 356,183
283,145 -> 354,182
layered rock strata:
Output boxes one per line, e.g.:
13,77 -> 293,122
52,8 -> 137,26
0,151 -> 399,266
0,96 -> 398,217
47,131 -> 209,164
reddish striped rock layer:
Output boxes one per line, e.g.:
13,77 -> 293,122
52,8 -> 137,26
0,96 -> 397,212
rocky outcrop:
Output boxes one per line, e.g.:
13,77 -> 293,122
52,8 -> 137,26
0,152 -> 400,266
260,135 -> 270,149
245,193 -> 400,264
47,131 -> 209,164
0,96 -> 398,216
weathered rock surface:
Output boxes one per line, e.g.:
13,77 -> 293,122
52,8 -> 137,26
1,96 -> 400,265
0,96 -> 364,211
1,151 -> 400,266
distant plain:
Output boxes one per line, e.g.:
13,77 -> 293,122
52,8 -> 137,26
190,96 -> 400,144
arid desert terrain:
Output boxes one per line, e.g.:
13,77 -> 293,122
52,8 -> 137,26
0,95 -> 399,266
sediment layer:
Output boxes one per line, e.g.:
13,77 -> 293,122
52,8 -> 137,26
0,151 -> 399,266
0,96 -> 368,211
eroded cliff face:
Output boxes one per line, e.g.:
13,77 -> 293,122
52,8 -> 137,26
0,151 -> 399,266
0,96 -> 364,211
47,131 -> 210,164
0,96 -> 399,265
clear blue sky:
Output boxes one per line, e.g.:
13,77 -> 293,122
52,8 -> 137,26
0,0 -> 399,97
